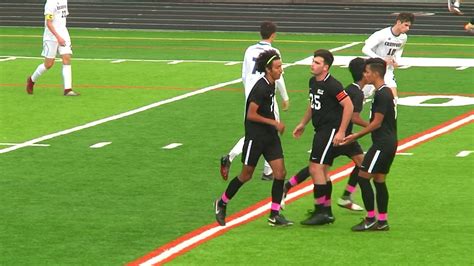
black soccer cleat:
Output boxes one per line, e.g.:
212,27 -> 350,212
300,211 -> 334,226
214,199 -> 227,226
268,213 -> 294,227
351,217 -> 377,232
220,155 -> 231,181
372,221 -> 390,231
261,172 -> 274,181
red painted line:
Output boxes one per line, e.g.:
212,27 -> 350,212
129,110 -> 473,266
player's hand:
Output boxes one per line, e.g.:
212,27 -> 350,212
332,131 -> 345,146
341,134 -> 356,145
57,36 -> 66,46
292,123 -> 305,138
281,100 -> 290,111
275,121 -> 285,135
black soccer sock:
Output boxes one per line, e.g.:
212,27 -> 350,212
296,166 -> 310,183
220,176 -> 244,206
313,184 -> 327,213
358,177 -> 375,212
343,166 -> 359,197
374,180 -> 389,216
271,179 -> 285,217
325,180 -> 333,215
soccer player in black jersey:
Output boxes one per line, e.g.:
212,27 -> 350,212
282,57 -> 369,212
214,49 -> 293,227
342,58 -> 398,231
293,49 -> 354,225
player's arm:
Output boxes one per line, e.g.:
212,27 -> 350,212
352,112 -> 369,128
334,96 -> 353,145
45,14 -> 65,46
293,104 -> 312,138
351,92 -> 369,127
343,112 -> 384,145
362,32 -> 383,58
247,102 -> 285,134
275,77 -> 290,111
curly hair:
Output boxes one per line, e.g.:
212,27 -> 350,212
255,49 -> 280,73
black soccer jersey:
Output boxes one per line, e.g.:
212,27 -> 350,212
308,73 -> 348,131
370,85 -> 397,145
245,77 -> 277,138
345,83 -> 364,134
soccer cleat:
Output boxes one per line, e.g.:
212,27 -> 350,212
268,213 -> 294,227
372,221 -> 390,231
300,211 -> 334,226
220,155 -> 231,181
351,217 -> 377,232
214,199 -> 226,226
64,89 -> 80,96
26,76 -> 34,94
261,172 -> 274,181
337,197 -> 364,211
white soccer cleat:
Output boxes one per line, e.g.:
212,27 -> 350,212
337,197 -> 364,211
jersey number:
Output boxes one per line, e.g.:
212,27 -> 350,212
61,10 -> 67,18
309,93 -> 321,110
387,48 -> 396,56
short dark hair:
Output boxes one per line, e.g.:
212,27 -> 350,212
255,49 -> 280,73
313,49 -> 334,68
365,58 -> 386,78
260,21 -> 277,39
396,12 -> 415,24
348,57 -> 366,82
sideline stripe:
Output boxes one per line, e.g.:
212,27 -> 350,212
129,111 -> 473,266
0,42 -> 360,155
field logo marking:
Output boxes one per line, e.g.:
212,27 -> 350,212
0,42 -> 360,155
129,111 -> 473,266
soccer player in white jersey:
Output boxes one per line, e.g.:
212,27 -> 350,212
26,0 -> 79,96
362,13 -> 414,99
448,0 -> 463,15
220,21 -> 290,181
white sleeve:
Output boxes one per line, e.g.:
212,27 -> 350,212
362,31 -> 383,58
44,0 -> 56,15
394,37 -> 407,62
275,75 -> 289,101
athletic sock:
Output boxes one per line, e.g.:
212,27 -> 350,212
270,179 -> 284,216
285,166 -> 310,192
343,166 -> 359,197
62,64 -> 72,90
325,180 -> 333,216
374,180 -> 389,220
228,137 -> 245,162
313,184 -> 327,214
31,63 -> 48,82
358,177 -> 375,214
219,176 -> 244,206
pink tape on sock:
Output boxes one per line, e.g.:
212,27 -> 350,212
367,210 -> 376,218
346,185 -> 356,193
289,176 -> 298,186
271,202 -> 281,211
378,213 -> 387,221
221,193 -> 229,203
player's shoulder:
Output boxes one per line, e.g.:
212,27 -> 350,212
327,74 -> 343,89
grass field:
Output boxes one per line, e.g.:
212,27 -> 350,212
0,27 -> 473,265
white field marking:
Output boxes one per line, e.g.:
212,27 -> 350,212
111,59 -> 126,63
295,55 -> 474,68
398,65 -> 411,69
456,66 -> 469,70
90,142 -> 112,148
456,150 -> 474,157
1,56 -> 236,64
396,152 -> 413,156
0,78 -> 241,154
0,41 -> 360,156
0,142 -> 49,147
162,143 -> 182,149
0,56 -> 16,62
168,60 -> 183,65
135,113 -> 474,266
224,62 -> 240,66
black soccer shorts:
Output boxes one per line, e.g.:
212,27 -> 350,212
309,127 -> 337,166
360,144 -> 397,174
241,134 -> 283,167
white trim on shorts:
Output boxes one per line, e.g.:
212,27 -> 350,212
244,140 -> 253,165
320,128 -> 336,164
368,149 -> 381,173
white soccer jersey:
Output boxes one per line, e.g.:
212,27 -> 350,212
362,26 -> 407,71
43,0 -> 70,42
242,41 -> 288,101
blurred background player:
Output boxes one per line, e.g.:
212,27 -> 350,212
293,49 -> 353,226
362,12 -> 414,99
214,50 -> 293,227
448,0 -> 463,15
465,17 -> 474,34
342,58 -> 398,232
26,0 -> 79,96
220,21 -> 289,181
282,57 -> 369,212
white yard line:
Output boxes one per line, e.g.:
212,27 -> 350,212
0,42 -> 361,155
